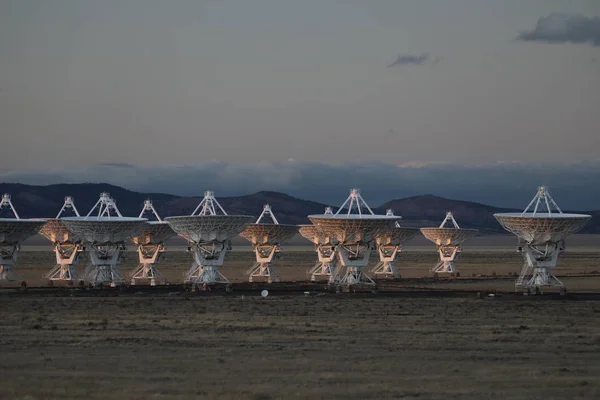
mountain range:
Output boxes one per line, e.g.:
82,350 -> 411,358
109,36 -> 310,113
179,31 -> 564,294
1,183 -> 599,234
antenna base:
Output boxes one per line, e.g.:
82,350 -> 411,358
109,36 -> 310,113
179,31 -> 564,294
44,243 -> 83,282
246,245 -> 281,283
333,242 -> 376,285
247,262 -> 281,283
130,244 -> 167,286
336,266 -> 376,286
515,243 -> 564,292
430,245 -> 462,274
44,265 -> 78,282
185,265 -> 229,285
184,242 -> 230,284
83,243 -> 126,287
0,244 -> 20,281
308,261 -> 339,283
130,264 -> 166,286
371,245 -> 402,278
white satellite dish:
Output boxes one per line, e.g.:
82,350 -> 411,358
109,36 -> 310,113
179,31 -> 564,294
62,192 -> 147,287
240,204 -> 298,284
0,193 -> 47,281
420,212 -> 478,275
40,196 -> 83,283
307,188 -> 400,286
494,186 -> 591,293
165,190 -> 253,285
261,289 -> 269,298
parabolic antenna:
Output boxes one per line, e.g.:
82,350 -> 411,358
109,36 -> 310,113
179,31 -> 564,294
61,192 -> 147,287
420,212 -> 477,274
165,190 -> 254,285
39,196 -> 84,282
308,189 -> 399,286
494,186 -> 591,292
0,194 -> 46,281
240,204 -> 298,283
372,209 -> 419,279
298,211 -> 339,283
128,200 -> 176,286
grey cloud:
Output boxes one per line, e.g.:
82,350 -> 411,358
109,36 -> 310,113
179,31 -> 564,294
95,162 -> 137,168
2,161 -> 600,210
388,53 -> 430,67
518,14 -> 600,46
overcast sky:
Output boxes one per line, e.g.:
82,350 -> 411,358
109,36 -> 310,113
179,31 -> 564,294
1,1 -> 599,208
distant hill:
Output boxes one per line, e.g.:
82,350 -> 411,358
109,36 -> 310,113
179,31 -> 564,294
1,183 -> 598,234
375,194 -> 520,234
0,183 -> 330,225
0,183 -> 178,219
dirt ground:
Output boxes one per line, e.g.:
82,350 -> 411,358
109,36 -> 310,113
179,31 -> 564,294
1,291 -> 600,399
1,248 -> 600,399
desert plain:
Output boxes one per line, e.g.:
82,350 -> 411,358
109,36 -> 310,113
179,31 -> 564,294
1,234 -> 600,399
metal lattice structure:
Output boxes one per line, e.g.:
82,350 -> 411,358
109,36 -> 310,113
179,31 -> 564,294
165,191 -> 253,285
420,212 -> 478,274
39,196 -> 84,282
128,200 -> 176,286
240,204 -> 298,283
308,189 -> 399,286
61,193 -> 147,287
0,193 -> 46,281
494,186 -> 591,293
372,209 -> 419,278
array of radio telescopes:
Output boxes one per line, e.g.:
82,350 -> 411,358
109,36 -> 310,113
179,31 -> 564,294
0,186 -> 592,294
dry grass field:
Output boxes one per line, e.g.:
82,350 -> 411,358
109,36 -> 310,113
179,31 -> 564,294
1,245 -> 600,399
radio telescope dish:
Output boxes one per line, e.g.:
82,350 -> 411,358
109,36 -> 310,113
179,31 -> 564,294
308,189 -> 399,286
39,196 -> 84,283
61,192 -> 147,287
128,200 -> 176,286
494,186 -> 591,293
372,209 -> 419,279
420,212 -> 477,274
165,190 -> 253,285
298,210 -> 339,283
240,204 -> 298,283
0,194 -> 46,281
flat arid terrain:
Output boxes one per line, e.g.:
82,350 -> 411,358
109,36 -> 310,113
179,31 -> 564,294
1,239 -> 600,399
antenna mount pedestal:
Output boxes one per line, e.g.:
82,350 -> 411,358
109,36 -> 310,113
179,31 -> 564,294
84,243 -> 126,287
185,241 -> 231,284
432,245 -> 462,274
130,244 -> 166,286
308,244 -> 338,283
516,241 -> 564,293
45,243 -> 84,282
247,245 -> 281,283
372,244 -> 401,278
335,242 -> 375,286
0,244 -> 20,281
